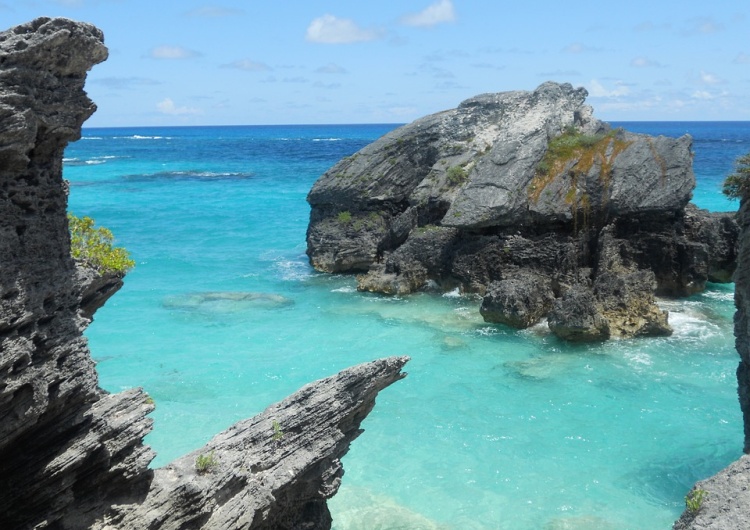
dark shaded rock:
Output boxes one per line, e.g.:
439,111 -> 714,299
0,17 -> 408,530
672,175 -> 746,530
594,270 -> 671,338
547,286 -> 610,342
684,204 -> 739,284
734,196 -> 750,454
357,225 -> 459,294
76,263 -> 124,320
480,271 -> 555,328
547,270 -> 671,343
307,81 -> 738,340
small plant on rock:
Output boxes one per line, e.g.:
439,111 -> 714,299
272,420 -> 284,441
685,488 -> 707,514
195,451 -> 218,474
337,211 -> 353,224
446,165 -> 468,185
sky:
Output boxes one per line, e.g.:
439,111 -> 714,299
2,0 -> 749,127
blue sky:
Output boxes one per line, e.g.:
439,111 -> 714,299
3,1 -> 749,126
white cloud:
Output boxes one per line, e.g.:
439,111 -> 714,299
699,70 -> 722,85
630,57 -> 663,68
734,53 -> 750,64
682,16 -> 724,36
315,63 -> 348,74
563,42 -> 598,54
588,79 -> 630,98
149,46 -> 200,60
222,59 -> 272,72
692,90 -> 714,100
401,0 -> 456,27
157,98 -> 201,116
306,14 -> 379,44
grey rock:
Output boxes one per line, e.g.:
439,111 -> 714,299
547,267 -> 671,342
306,81 -> 737,340
671,171 -> 746,530
673,456 -> 750,530
547,286 -> 610,342
480,271 -> 555,328
95,356 -> 409,530
0,17 -> 408,530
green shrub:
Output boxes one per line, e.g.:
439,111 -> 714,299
541,128 -> 607,170
68,213 -> 135,274
722,153 -> 750,201
337,211 -> 353,224
272,420 -> 284,441
446,165 -> 468,185
195,451 -> 218,474
685,488 -> 707,514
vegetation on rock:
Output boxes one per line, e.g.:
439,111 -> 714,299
195,451 -> 218,474
529,126 -> 630,203
446,165 -> 469,185
68,213 -> 135,274
685,488 -> 707,514
722,152 -> 750,201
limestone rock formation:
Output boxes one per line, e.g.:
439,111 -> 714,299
480,271 -> 554,329
673,455 -> 750,530
0,17 -> 407,530
306,82 -> 738,340
671,166 -> 749,529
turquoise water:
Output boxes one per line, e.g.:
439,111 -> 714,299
65,122 -> 749,529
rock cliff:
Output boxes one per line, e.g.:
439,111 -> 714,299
307,82 -> 738,341
0,17 -> 408,530
673,183 -> 750,529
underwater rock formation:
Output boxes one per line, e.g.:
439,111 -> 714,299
306,82 -> 738,341
0,17 -> 407,530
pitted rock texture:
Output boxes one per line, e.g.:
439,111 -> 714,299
306,82 -> 738,340
0,17 -> 407,530
673,456 -> 750,530
671,165 -> 748,530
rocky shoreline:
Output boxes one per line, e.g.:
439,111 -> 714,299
306,82 -> 738,342
2,15 -> 750,530
0,17 -> 407,530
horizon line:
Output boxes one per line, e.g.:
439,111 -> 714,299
82,119 -> 750,130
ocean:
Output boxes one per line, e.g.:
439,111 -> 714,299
64,121 -> 750,529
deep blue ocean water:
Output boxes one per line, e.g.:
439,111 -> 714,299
64,122 -> 750,529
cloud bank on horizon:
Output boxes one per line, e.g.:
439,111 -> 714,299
5,0 -> 748,126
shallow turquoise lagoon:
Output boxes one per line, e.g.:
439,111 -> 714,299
66,123 -> 748,529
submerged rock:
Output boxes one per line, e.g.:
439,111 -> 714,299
163,291 -> 295,313
0,17 -> 407,530
306,82 -> 738,340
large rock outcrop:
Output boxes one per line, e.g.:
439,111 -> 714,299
0,17 -> 407,530
307,82 -> 738,340
673,195 -> 750,529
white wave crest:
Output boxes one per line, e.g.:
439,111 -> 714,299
274,259 -> 313,281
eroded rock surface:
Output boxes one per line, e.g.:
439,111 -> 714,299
306,82 -> 738,340
0,17 -> 407,530
672,163 -> 749,529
